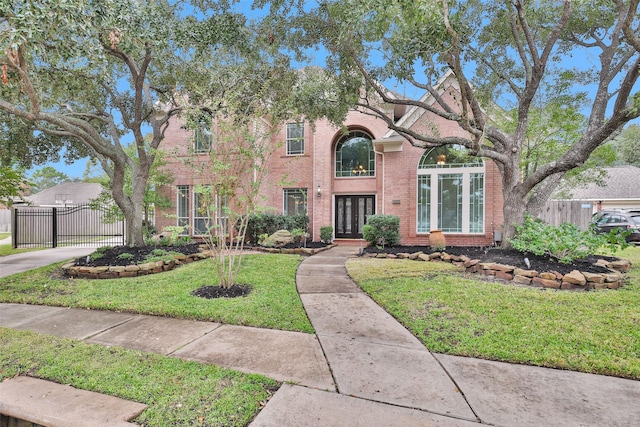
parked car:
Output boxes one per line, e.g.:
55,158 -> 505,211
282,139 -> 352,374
593,212 -> 640,244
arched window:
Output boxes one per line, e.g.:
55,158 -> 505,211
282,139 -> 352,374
335,130 -> 375,177
417,145 -> 485,234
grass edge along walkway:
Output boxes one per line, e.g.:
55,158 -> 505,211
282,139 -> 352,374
0,327 -> 279,426
346,246 -> 640,380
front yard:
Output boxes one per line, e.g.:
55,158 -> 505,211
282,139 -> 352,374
347,246 -> 640,380
1,246 -> 639,426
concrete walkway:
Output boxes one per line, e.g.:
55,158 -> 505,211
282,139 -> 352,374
1,245 -> 640,426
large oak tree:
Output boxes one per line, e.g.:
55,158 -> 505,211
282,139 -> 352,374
0,0 -> 294,246
270,0 -> 640,245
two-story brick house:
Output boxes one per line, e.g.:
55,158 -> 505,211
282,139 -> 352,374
155,74 -> 504,246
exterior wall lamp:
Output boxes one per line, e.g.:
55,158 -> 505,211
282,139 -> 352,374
317,185 -> 322,198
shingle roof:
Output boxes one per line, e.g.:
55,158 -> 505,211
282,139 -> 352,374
566,165 -> 640,200
26,182 -> 103,206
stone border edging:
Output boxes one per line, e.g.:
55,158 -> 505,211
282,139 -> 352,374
62,244 -> 336,279
362,251 -> 630,291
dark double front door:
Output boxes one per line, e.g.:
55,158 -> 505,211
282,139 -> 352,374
335,195 -> 375,239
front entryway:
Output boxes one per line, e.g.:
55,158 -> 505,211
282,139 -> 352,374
335,195 -> 375,239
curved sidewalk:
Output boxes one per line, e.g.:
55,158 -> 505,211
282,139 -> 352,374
1,245 -> 639,426
252,245 -> 640,427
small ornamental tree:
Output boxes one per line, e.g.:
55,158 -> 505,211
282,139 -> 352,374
189,117 -> 280,289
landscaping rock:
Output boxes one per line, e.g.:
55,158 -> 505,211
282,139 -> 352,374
563,270 -> 587,286
262,230 -> 293,247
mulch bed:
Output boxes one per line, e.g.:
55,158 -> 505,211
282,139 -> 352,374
191,284 -> 252,299
73,243 -> 202,267
363,246 -> 619,275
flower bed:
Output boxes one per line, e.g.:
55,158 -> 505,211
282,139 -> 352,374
362,250 -> 630,291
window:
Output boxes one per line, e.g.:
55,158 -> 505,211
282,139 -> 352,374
335,130 -> 375,177
417,146 -> 484,234
193,190 -> 211,235
177,186 -> 190,234
194,115 -> 212,153
284,189 -> 308,216
286,122 -> 304,155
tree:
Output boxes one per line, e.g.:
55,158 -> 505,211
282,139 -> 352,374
189,116 -> 280,289
0,0 -> 281,246
609,124 -> 640,167
29,166 -> 70,193
90,141 -> 174,237
0,165 -> 26,206
270,0 -> 640,246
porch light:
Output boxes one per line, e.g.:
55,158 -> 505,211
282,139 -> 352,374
317,185 -> 321,198
437,154 -> 447,165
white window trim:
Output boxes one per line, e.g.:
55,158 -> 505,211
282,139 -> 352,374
286,122 -> 305,156
416,165 -> 485,234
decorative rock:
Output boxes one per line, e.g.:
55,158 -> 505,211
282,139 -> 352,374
550,270 -> 564,280
262,229 -> 293,247
397,253 -> 410,259
583,272 -> 605,284
607,281 -> 622,289
512,275 -> 532,285
594,282 -> 609,290
464,259 -> 480,268
495,271 -> 514,281
539,272 -> 557,280
532,277 -> 560,288
563,270 -> 587,286
514,268 -> 538,278
409,251 -> 424,260
595,259 -> 610,268
428,252 -> 441,260
108,266 -> 126,273
560,282 -> 579,290
609,260 -> 631,273
491,263 -> 516,273
418,254 -> 431,262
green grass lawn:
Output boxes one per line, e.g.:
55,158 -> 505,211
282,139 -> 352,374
2,245 -> 639,425
0,328 -> 278,426
346,246 -> 640,380
0,253 -> 313,333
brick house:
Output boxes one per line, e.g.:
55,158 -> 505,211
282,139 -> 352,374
155,73 -> 504,246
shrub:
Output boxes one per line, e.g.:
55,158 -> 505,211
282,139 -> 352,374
116,252 -> 134,261
320,226 -> 333,243
245,212 -> 309,243
291,228 -> 307,244
509,214 -> 628,264
362,215 -> 400,248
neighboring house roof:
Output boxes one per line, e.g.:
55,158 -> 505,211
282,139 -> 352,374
564,165 -> 640,201
25,182 -> 103,206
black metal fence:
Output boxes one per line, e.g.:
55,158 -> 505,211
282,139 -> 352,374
12,203 -> 125,248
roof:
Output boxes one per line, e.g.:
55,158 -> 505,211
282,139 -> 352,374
564,165 -> 640,201
25,182 -> 103,206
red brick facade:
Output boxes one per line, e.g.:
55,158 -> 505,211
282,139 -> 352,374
156,77 -> 504,246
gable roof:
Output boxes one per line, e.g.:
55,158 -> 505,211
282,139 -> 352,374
26,182 -> 102,206
565,165 -> 640,201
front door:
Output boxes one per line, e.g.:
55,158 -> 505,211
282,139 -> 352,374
335,195 -> 375,238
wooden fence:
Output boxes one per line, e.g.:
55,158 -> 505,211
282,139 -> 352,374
537,200 -> 595,230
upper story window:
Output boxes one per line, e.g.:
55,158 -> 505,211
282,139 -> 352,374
286,122 -> 305,155
335,130 -> 375,177
194,115 -> 212,154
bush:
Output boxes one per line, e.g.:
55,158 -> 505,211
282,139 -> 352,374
320,226 -> 333,243
245,212 -> 309,243
509,214 -> 628,264
362,215 -> 400,248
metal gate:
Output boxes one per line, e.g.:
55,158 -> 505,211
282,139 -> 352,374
12,203 -> 125,248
